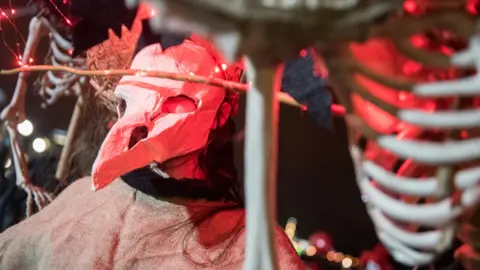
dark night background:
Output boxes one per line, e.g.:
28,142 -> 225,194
0,0 -> 378,257
14,2 -> 473,270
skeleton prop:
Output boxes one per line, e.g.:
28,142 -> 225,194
0,0 -> 142,217
2,0 -> 480,269
126,0 -> 480,269
315,5 -> 480,268
0,0 -> 89,217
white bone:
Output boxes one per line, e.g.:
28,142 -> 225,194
354,30 -> 480,267
361,180 -> 463,226
50,41 -> 74,63
1,16 -> 48,123
414,76 -> 480,97
362,161 -> 438,196
369,208 -> 443,249
398,109 -> 480,129
5,122 -> 54,217
377,231 -> 436,266
50,28 -> 74,51
455,167 -> 480,189
243,57 -> 278,270
46,70 -> 79,85
376,136 -> 480,164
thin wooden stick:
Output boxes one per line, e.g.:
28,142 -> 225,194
0,65 -> 306,109
55,96 -> 83,184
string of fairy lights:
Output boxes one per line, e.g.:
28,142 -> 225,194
284,217 -> 362,269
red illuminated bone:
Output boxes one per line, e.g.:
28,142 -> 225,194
318,8 -> 480,267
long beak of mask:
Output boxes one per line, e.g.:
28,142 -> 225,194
91,113 -> 154,190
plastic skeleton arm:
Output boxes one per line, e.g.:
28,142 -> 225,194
1,14 -> 86,216
1,16 -> 48,123
0,16 -> 55,218
5,122 -> 53,217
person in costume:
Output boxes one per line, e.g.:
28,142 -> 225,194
0,34 -> 304,269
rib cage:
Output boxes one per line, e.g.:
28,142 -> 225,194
316,6 -> 480,266
39,16 -> 87,106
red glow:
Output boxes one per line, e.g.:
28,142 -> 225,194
410,35 -> 427,48
440,46 -> 454,55
467,0 -> 478,15
424,101 -> 436,112
402,61 -> 421,76
29,57 -> 33,63
403,0 -> 419,13
10,9 -> 15,14
46,0 -> 73,26
300,49 -> 307,58
397,91 -> 408,102
331,104 -> 345,116
150,9 -> 156,17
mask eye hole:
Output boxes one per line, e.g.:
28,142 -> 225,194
116,97 -> 127,117
162,95 -> 197,114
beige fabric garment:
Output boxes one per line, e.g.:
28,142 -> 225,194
0,177 -> 305,270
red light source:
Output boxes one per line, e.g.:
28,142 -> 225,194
410,35 -> 427,48
402,61 -> 421,76
397,91 -> 408,102
467,0 -> 479,15
403,0 -> 420,14
300,49 -> 307,58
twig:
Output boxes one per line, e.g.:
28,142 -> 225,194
0,64 -> 308,109
55,96 -> 83,184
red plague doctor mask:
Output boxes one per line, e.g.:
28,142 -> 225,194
91,37 -> 228,191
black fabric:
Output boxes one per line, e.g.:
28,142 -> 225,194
32,0 -> 72,21
69,0 -> 138,56
0,144 -> 63,232
134,20 -> 190,56
0,177 -> 26,233
281,50 -> 332,129
121,166 -> 232,202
